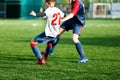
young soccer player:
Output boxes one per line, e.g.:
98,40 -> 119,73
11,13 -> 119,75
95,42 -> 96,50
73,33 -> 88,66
58,0 -> 88,63
30,0 -> 64,65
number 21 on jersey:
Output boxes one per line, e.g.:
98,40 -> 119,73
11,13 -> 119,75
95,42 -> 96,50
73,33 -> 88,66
51,13 -> 61,26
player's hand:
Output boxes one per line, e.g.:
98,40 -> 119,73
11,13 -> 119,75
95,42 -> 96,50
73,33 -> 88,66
30,10 -> 36,16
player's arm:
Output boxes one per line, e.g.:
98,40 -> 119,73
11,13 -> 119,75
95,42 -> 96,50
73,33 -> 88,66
36,13 -> 46,17
61,0 -> 79,22
30,10 -> 46,17
61,13 -> 74,22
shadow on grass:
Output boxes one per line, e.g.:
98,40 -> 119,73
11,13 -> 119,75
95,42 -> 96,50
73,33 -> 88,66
59,36 -> 120,47
14,39 -> 30,43
0,52 -> 77,64
13,36 -> 120,47
50,56 -> 120,63
0,54 -> 35,64
0,53 -> 120,68
90,58 -> 120,62
49,56 -> 78,63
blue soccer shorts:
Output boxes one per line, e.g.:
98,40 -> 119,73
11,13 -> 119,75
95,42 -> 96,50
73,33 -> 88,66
60,16 -> 83,35
34,31 -> 56,44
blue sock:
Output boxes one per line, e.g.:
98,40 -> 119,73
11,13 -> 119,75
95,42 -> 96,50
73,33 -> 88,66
75,42 -> 86,59
31,46 -> 42,59
46,46 -> 53,55
46,38 -> 59,55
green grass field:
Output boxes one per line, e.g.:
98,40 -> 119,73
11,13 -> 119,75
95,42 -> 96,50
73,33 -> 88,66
0,19 -> 120,80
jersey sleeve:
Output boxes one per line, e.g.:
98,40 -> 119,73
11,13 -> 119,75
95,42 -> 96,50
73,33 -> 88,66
70,0 -> 80,16
59,9 -> 65,18
36,13 -> 46,17
44,8 -> 49,17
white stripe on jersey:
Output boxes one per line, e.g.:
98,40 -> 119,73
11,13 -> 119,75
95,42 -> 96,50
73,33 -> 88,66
44,7 -> 64,37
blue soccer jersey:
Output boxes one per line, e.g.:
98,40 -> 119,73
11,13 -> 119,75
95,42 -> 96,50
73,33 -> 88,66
60,0 -> 85,35
71,0 -> 85,26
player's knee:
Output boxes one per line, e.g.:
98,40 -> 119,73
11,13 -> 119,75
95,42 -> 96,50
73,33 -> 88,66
72,34 -> 79,43
47,43 -> 53,47
30,41 -> 37,47
72,37 -> 79,43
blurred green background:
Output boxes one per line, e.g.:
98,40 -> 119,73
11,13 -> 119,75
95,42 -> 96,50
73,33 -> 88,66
0,0 -> 120,19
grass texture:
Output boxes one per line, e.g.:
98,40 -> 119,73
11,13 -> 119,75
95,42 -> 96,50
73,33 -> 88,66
0,19 -> 120,80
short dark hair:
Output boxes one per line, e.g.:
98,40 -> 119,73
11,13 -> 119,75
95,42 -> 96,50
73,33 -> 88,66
46,0 -> 56,4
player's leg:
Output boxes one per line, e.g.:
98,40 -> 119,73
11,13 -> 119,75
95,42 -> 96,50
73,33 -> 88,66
45,42 -> 54,56
41,42 -> 53,59
30,32 -> 46,64
72,34 -> 88,63
72,25 -> 88,63
58,28 -> 66,37
58,18 -> 73,37
41,42 -> 53,60
51,37 -> 60,53
42,37 -> 60,60
44,42 -> 53,60
47,28 -> 65,55
48,37 -> 60,55
30,40 -> 45,64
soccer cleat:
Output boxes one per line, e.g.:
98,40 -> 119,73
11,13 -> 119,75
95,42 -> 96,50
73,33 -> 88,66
41,50 -> 49,60
36,58 -> 45,65
78,58 -> 88,63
